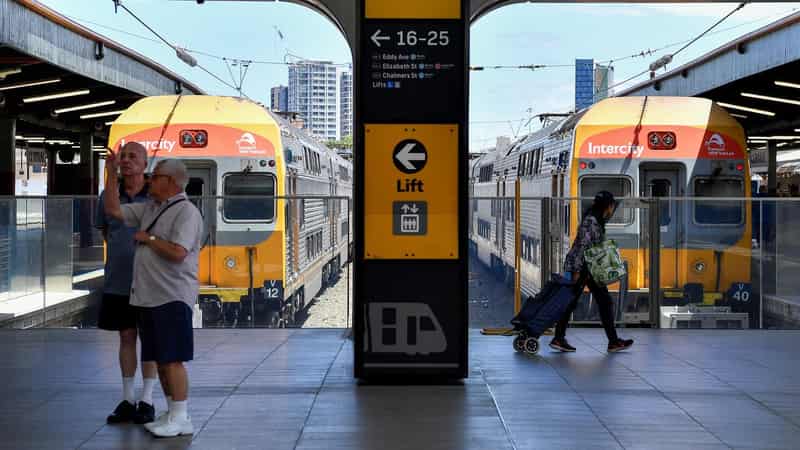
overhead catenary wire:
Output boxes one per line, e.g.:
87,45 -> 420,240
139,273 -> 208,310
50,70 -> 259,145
110,0 -> 249,97
63,14 -> 351,68
472,2 -> 788,73
594,0 -> 751,97
473,2 -> 756,143
75,4 -> 791,74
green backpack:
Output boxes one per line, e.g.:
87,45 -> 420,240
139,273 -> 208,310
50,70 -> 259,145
584,239 -> 626,285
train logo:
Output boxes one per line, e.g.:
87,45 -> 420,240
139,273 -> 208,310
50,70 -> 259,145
365,303 -> 447,355
706,133 -> 727,153
236,132 -> 258,151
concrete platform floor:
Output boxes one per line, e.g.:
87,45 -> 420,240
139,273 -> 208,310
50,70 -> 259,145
2,328 -> 800,450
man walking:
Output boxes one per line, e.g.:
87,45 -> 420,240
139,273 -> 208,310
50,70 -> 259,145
103,153 -> 203,438
96,142 -> 157,424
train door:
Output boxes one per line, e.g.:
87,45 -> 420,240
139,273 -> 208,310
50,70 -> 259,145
642,168 -> 681,289
549,175 -> 563,270
329,170 -> 337,248
287,173 -> 299,278
495,179 -> 503,251
185,165 -> 215,285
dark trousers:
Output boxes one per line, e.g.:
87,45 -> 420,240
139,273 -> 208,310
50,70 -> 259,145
555,269 -> 619,342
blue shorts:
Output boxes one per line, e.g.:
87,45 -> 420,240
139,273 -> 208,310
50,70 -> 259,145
138,301 -> 194,364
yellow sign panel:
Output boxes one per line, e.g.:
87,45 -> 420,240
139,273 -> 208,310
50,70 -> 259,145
365,0 -> 461,19
365,124 -> 459,260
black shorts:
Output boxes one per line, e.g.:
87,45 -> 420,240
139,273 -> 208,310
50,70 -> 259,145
97,293 -> 138,331
138,302 -> 194,364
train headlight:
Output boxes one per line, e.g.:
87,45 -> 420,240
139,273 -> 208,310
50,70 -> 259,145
694,261 -> 706,273
224,256 -> 237,270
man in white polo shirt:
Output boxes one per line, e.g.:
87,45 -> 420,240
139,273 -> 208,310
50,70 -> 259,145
103,152 -> 203,438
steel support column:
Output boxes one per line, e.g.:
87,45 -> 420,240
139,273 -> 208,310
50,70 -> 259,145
767,140 -> 778,196
0,117 -> 16,195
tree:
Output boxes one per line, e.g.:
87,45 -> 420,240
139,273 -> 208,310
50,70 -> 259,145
325,135 -> 353,150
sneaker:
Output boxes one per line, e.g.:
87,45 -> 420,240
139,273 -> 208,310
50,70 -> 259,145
149,416 -> 193,438
133,401 -> 155,424
144,411 -> 169,432
549,338 -> 576,352
106,400 -> 136,424
608,338 -> 634,353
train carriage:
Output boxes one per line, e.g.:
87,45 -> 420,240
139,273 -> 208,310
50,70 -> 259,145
108,95 -> 352,328
471,96 -> 753,327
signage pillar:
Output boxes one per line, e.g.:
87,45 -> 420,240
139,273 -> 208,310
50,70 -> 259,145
354,0 -> 469,379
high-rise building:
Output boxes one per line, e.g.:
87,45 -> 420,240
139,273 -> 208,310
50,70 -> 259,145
575,59 -> 595,111
288,61 -> 353,142
575,59 -> 615,110
270,85 -> 288,112
340,70 -> 353,139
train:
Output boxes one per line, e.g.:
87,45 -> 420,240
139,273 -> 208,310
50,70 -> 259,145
108,95 -> 352,328
470,96 -> 754,328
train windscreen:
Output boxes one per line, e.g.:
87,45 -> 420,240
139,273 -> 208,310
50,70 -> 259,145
693,178 -> 744,225
223,173 -> 276,222
580,177 -> 633,225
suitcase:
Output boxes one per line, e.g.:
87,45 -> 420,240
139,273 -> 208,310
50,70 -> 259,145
510,274 -> 575,355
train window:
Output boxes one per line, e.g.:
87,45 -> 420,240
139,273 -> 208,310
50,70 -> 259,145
479,164 -> 493,182
535,148 -> 543,174
222,173 -> 275,222
185,178 -> 204,214
693,178 -> 744,225
299,199 -> 305,229
580,177 -> 633,225
649,179 -> 672,226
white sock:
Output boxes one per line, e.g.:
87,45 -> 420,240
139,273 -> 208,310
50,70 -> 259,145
122,377 -> 135,403
166,395 -> 173,412
140,378 -> 156,405
169,400 -> 188,421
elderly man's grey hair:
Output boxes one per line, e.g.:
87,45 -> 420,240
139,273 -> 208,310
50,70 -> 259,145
154,159 -> 189,190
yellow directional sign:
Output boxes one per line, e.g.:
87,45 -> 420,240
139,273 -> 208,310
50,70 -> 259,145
365,0 -> 461,19
364,124 -> 458,260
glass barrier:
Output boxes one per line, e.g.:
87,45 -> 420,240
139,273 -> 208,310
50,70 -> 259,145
174,195 -> 352,330
0,195 -> 352,330
657,197 -> 757,330
3,198 -> 45,306
468,196 -> 800,331
547,198 -> 652,327
2,193 -> 800,331
468,197 -> 518,330
763,199 -> 800,329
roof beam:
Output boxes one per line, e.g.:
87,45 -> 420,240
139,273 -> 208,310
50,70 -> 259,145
1,0 -> 202,96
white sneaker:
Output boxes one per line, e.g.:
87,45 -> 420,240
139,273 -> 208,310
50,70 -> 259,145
149,416 -> 193,438
143,412 -> 169,432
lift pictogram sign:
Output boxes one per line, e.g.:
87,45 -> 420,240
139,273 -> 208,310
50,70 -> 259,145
393,139 -> 428,174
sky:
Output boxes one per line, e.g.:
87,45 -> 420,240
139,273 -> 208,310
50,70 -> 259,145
35,1 -> 800,151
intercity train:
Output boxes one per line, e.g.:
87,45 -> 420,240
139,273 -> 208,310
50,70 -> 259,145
108,96 -> 352,327
470,96 -> 753,326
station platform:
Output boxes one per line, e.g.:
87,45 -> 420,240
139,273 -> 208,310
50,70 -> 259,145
2,328 -> 800,449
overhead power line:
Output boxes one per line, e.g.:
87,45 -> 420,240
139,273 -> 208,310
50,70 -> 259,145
110,0 -> 249,97
471,3 -> 790,74
596,0 -> 751,97
73,3 -> 792,77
